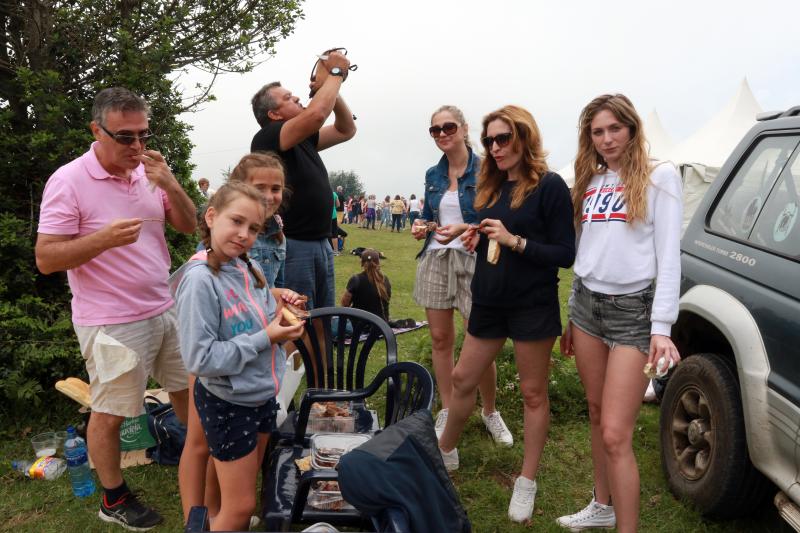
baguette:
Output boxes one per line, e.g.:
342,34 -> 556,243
487,238 -> 500,264
55,377 -> 91,408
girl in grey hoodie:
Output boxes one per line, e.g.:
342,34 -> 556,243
173,181 -> 305,530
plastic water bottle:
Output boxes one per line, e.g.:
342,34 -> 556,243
11,456 -> 66,480
64,425 -> 95,497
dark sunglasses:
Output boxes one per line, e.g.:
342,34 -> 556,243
99,123 -> 153,146
310,47 -> 359,82
429,122 -> 458,137
481,132 -> 513,149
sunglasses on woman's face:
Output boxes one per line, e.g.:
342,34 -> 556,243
429,122 -> 458,138
481,132 -> 513,149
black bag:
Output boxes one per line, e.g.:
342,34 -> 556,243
144,395 -> 186,465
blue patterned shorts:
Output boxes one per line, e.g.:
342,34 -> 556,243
194,380 -> 278,461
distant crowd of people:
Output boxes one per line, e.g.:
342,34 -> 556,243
35,43 -> 681,533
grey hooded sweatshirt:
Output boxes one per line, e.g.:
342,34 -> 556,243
170,252 -> 285,407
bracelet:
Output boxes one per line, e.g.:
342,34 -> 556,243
510,235 -> 522,252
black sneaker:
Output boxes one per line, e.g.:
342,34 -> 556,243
99,492 -> 163,531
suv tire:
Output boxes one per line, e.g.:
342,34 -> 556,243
659,353 -> 770,518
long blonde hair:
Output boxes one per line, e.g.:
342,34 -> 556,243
198,182 -> 268,289
573,94 -> 652,227
475,105 -> 549,210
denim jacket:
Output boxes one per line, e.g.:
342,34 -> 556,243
417,148 -> 480,257
249,216 -> 286,288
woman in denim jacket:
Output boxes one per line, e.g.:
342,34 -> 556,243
411,105 -> 511,446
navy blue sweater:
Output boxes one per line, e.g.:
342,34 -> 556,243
471,172 -> 576,307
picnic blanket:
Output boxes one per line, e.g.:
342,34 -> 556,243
343,321 -> 428,345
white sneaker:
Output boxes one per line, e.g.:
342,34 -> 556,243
434,408 -> 449,439
440,447 -> 459,472
556,491 -> 616,531
508,476 -> 537,522
482,410 -> 513,447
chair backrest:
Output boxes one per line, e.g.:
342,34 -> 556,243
360,361 -> 434,428
295,307 -> 398,391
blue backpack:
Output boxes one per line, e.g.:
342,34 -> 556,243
144,396 -> 186,465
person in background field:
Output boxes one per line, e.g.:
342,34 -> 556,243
411,104 -> 510,451
365,193 -> 376,229
249,48 -> 356,313
408,193 -> 421,227
436,105 -> 575,523
557,94 -> 682,533
380,195 -> 392,229
401,195 -> 409,229
335,185 -> 345,222
35,87 -> 196,530
340,248 -> 391,323
390,194 -> 405,232
330,189 -> 341,255
174,182 -> 305,531
198,177 -> 216,200
346,195 -> 355,224
228,152 -> 287,288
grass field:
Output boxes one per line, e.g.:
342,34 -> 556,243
0,225 -> 791,532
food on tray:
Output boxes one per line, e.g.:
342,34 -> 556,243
294,455 -> 312,473
487,238 -> 500,264
308,480 -> 352,511
310,401 -> 351,418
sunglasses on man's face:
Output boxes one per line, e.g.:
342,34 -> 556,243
481,132 -> 513,149
99,123 -> 153,146
429,122 -> 458,138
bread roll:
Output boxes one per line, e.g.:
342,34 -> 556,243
487,238 -> 500,264
281,306 -> 302,325
56,377 -> 91,408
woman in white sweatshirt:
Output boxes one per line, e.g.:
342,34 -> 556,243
557,94 -> 682,533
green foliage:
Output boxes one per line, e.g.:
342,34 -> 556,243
0,0 -> 304,417
329,169 -> 365,199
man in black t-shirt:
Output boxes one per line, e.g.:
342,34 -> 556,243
250,51 -> 356,309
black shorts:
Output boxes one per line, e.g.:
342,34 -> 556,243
194,380 -> 278,461
330,219 -> 339,239
467,301 -> 562,341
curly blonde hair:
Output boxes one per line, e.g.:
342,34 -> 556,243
573,94 -> 652,227
475,105 -> 549,210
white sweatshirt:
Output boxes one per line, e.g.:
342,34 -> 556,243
573,162 -> 683,336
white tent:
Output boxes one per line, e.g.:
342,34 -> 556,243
557,109 -> 675,188
666,78 -> 763,230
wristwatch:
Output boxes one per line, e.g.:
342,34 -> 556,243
330,67 -> 345,77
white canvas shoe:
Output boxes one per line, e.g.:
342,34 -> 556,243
440,447 -> 459,472
556,490 -> 616,531
482,410 -> 514,447
434,408 -> 449,440
508,476 -> 537,522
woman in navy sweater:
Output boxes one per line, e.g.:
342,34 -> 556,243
437,105 -> 575,523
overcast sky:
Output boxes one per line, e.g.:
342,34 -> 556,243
181,0 -> 800,196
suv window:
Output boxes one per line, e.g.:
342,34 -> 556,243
709,135 -> 800,248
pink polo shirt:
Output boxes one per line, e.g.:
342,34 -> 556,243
38,142 -> 174,326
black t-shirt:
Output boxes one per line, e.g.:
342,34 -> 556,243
346,272 -> 391,321
251,121 -> 333,240
471,172 -> 576,307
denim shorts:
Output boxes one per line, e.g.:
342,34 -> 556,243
284,237 -> 335,309
568,278 -> 654,355
194,380 -> 278,461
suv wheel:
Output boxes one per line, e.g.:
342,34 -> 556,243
660,353 -> 770,518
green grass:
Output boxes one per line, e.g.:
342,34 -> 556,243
0,225 -> 790,532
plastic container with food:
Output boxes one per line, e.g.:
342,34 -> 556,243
307,401 -> 355,433
310,433 -> 370,470
307,480 -> 355,511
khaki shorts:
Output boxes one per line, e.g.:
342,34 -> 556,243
74,307 -> 188,418
413,248 -> 476,319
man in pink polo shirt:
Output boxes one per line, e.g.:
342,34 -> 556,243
36,87 -> 196,530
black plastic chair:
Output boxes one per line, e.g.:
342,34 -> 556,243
261,361 -> 434,531
276,307 -> 399,443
